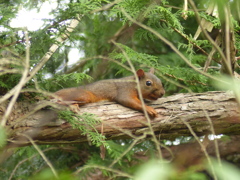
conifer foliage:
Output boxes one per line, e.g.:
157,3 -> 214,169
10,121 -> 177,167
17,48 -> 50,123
0,0 -> 240,179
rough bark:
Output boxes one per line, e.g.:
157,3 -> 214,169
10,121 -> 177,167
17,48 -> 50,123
3,91 -> 240,146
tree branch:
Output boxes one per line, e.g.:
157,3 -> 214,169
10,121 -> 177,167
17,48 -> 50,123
2,91 -> 240,147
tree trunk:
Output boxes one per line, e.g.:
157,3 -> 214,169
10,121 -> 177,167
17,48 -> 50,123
3,91 -> 240,146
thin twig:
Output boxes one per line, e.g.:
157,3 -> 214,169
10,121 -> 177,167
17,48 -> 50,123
109,134 -> 147,168
1,30 -> 30,127
188,0 -> 231,75
8,147 -> 59,180
21,134 -> 59,179
201,106 -> 222,167
181,119 -> 218,180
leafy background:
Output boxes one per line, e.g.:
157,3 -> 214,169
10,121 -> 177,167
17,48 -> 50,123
0,0 -> 240,179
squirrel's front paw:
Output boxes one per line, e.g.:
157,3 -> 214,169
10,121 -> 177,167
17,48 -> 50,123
145,106 -> 158,117
69,104 -> 81,113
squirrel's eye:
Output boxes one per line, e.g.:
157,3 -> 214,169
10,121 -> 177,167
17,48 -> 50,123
146,81 -> 152,86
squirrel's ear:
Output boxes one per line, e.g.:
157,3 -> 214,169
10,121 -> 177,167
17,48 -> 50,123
136,69 -> 145,78
149,67 -> 155,74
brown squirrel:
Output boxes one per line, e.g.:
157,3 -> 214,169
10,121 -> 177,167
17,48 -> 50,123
53,68 -> 165,117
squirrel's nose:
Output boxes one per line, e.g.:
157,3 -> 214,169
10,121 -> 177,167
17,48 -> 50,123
159,93 -> 164,98
159,89 -> 165,98
160,89 -> 165,97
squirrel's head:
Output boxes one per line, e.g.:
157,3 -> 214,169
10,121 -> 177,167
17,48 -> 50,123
137,68 -> 165,101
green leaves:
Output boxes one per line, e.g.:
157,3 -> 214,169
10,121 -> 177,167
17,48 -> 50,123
42,72 -> 92,91
110,43 -> 159,68
56,73 -> 92,84
59,111 -> 105,147
106,141 -> 134,164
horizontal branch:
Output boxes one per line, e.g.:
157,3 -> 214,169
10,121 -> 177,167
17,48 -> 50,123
4,91 -> 240,146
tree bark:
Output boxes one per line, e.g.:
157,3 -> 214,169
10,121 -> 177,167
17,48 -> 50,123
3,91 -> 240,146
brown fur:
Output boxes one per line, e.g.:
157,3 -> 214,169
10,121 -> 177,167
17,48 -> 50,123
54,69 -> 165,117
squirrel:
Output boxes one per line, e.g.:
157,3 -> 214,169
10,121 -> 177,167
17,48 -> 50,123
53,68 -> 165,117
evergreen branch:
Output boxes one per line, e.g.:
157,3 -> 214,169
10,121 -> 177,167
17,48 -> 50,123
8,147 -> 59,180
188,0 -> 231,75
0,39 -> 29,49
21,134 -> 59,179
160,19 -> 210,58
120,8 -> 226,84
1,30 -> 30,127
165,73 -> 207,86
155,70 -> 193,92
0,0 -> 122,105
